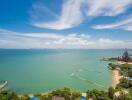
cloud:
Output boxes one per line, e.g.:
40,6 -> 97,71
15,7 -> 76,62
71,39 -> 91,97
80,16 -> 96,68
30,2 -> 59,22
0,29 -> 64,39
92,17 -> 132,31
0,28 -> 132,49
33,0 -> 84,30
31,0 -> 132,30
86,0 -> 132,16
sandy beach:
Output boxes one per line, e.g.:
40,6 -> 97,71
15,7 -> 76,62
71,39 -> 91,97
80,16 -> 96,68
112,69 -> 122,88
117,61 -> 132,65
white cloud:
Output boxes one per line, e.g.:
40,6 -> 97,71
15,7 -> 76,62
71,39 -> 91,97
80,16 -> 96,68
31,0 -> 132,30
0,28 -> 132,49
92,18 -> 132,31
97,38 -> 125,48
33,0 -> 84,30
22,33 -> 64,39
86,0 -> 132,16
53,34 -> 92,46
0,29 -> 64,39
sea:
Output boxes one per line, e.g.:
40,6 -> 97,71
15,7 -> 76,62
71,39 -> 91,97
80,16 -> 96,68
0,49 -> 131,94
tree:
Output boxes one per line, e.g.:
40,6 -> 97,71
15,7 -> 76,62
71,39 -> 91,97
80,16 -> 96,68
86,89 -> 108,100
119,78 -> 129,88
71,91 -> 81,100
51,88 -> 71,100
128,69 -> 132,77
0,91 -> 20,100
108,86 -> 115,99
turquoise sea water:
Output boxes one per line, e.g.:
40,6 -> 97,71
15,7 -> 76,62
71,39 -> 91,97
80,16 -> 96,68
0,49 -> 131,94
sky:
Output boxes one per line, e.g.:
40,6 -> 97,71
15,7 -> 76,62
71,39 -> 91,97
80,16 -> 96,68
0,0 -> 132,49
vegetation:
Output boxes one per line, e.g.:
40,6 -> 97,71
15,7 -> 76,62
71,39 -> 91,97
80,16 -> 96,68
0,82 -> 132,100
107,63 -> 132,100
51,88 -> 71,99
70,90 -> 81,100
116,77 -> 132,89
108,63 -> 132,77
116,78 -> 129,89
120,64 -> 132,77
108,63 -> 119,70
108,86 -> 115,99
128,69 -> 132,77
86,89 -> 110,100
0,91 -> 20,100
106,53 -> 132,100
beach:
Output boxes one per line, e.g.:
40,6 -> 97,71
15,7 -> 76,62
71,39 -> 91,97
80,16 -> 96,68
112,69 -> 122,88
117,61 -> 132,65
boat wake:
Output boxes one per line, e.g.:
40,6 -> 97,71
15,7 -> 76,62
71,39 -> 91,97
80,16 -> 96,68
70,69 -> 106,89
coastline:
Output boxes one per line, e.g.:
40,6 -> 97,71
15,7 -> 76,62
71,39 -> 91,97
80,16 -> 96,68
117,61 -> 132,65
17,69 -> 122,96
111,69 -> 122,88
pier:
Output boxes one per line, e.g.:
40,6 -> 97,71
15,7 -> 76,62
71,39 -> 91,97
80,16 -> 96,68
0,81 -> 8,92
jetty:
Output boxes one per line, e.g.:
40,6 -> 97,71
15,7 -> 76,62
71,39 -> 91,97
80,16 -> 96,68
0,81 -> 8,92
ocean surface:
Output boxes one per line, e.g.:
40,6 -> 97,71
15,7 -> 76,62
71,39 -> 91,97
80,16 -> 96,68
0,49 -> 131,94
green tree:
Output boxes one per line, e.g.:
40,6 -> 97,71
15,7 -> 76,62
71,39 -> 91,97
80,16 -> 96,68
108,86 -> 115,99
128,70 -> 132,77
71,91 -> 81,100
119,78 -> 129,88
